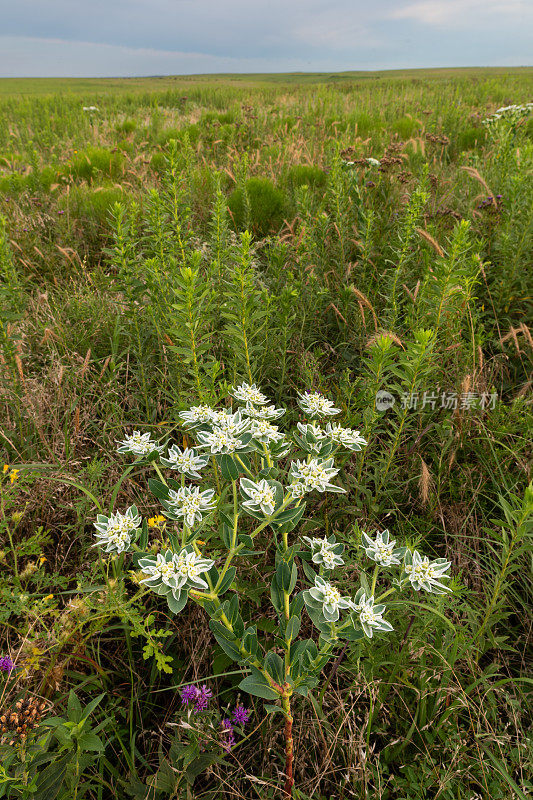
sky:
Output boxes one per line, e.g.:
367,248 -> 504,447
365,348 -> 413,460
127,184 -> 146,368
0,0 -> 532,77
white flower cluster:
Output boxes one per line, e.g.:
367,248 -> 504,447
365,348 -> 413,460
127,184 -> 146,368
482,103 -> 533,128
139,548 -> 214,594
308,575 -> 353,622
93,506 -> 141,553
302,536 -> 345,569
361,529 -> 403,567
289,457 -> 345,495
353,591 -> 393,639
230,382 -> 269,405
117,431 -> 163,457
160,445 -> 208,478
306,576 -> 394,635
166,486 -> 216,527
324,423 -> 367,451
297,391 -> 340,418
240,478 -> 277,515
249,418 -> 285,444
241,402 -> 285,420
295,421 -> 367,454
179,405 -> 217,427
404,551 -> 451,594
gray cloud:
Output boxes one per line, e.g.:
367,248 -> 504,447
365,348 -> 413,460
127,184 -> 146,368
0,0 -> 531,77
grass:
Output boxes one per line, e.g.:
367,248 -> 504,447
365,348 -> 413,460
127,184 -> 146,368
0,68 -> 531,799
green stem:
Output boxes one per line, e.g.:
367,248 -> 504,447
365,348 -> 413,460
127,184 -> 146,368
370,565 -> 379,597
152,463 -> 168,487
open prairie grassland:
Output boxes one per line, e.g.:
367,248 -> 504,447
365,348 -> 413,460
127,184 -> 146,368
0,69 -> 532,798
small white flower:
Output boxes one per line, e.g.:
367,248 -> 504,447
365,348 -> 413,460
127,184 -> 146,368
209,409 -> 251,436
353,592 -> 393,638
324,423 -> 367,452
177,550 -> 215,589
404,550 -> 451,594
361,529 -> 402,567
308,575 -> 352,622
179,405 -> 217,428
366,157 -> 381,167
231,382 -> 269,405
289,482 -> 307,499
289,457 -> 345,494
139,548 -> 214,593
240,478 -> 277,516
242,403 -> 285,420
196,427 -> 247,454
161,445 -> 209,478
93,506 -> 141,553
302,536 -> 344,569
297,391 -> 340,418
249,419 -> 285,444
117,431 -> 163,457
167,486 -> 216,527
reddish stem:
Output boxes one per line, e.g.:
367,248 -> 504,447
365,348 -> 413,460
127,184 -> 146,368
282,693 -> 294,797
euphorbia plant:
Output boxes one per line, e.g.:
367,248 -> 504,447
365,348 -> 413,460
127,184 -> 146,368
95,383 -> 451,797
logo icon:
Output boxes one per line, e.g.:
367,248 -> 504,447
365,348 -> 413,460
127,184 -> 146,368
375,390 -> 395,412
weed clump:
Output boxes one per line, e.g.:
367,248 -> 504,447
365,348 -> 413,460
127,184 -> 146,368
228,177 -> 287,236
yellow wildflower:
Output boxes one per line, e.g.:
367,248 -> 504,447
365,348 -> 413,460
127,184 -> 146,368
9,469 -> 20,484
148,514 -> 166,528
2,464 -> 9,474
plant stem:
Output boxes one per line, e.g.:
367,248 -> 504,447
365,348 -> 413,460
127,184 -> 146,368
282,693 -> 294,798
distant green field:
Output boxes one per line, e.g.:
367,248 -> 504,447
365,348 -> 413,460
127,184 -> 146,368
0,65 -> 532,96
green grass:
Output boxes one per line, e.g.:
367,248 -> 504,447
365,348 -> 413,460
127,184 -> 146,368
0,68 -> 531,800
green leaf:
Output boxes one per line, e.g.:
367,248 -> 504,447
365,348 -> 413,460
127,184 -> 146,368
167,591 -> 188,614
218,454 -> 239,481
67,691 -> 82,723
148,478 -> 169,500
239,668 -> 280,700
217,567 -> 236,596
264,651 -> 285,684
210,620 -> 242,661
34,752 -> 73,800
285,615 -> 301,642
77,731 -> 105,752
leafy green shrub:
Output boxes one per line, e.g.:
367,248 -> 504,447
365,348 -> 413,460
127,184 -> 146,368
39,165 -> 60,191
457,126 -> 486,150
286,164 -> 327,191
59,184 -> 130,232
0,173 -> 30,195
393,116 -> 420,138
353,111 -> 383,137
115,118 -> 137,135
65,147 -> 124,182
157,124 -> 200,148
150,151 -> 167,173
228,177 -> 287,236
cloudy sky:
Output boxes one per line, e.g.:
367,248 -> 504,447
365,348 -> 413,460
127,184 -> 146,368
1,0 -> 532,77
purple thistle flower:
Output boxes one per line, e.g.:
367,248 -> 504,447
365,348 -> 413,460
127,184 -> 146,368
0,656 -> 14,673
231,704 -> 250,725
180,684 -> 199,706
220,718 -> 235,751
193,684 -> 213,713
